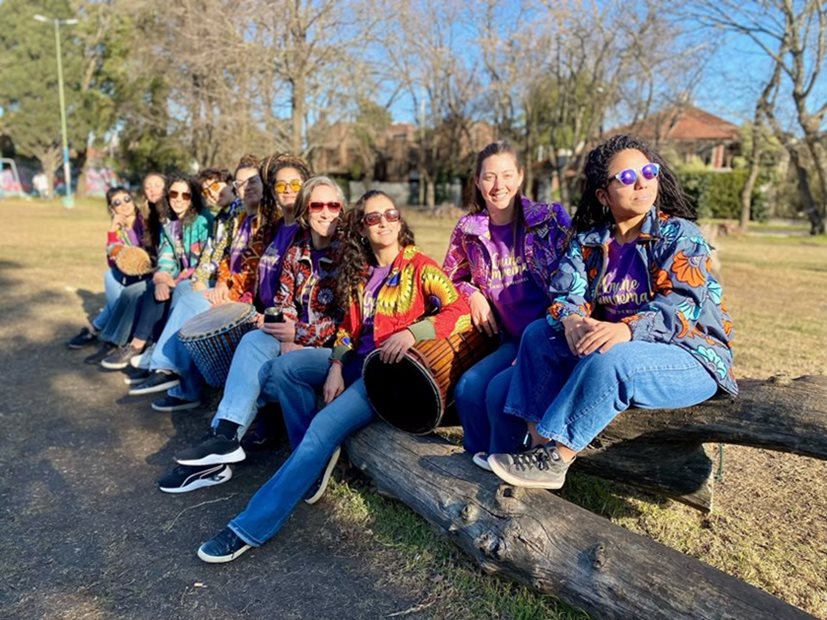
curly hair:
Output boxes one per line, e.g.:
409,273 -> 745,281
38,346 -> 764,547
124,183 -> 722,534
166,175 -> 206,226
140,172 -> 168,255
469,141 -> 524,214
573,134 -> 695,233
335,189 -> 415,306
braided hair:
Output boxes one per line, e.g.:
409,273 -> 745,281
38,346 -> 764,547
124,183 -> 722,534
573,134 -> 694,234
335,190 -> 415,307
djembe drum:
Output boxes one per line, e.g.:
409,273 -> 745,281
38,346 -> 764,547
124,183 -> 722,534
363,329 -> 498,435
178,302 -> 257,387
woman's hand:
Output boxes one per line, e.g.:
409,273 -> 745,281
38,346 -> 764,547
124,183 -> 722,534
573,318 -> 631,356
154,282 -> 171,302
561,314 -> 592,355
323,363 -> 345,404
205,282 -> 231,305
109,213 -> 128,232
153,271 -> 175,286
378,329 -> 416,364
191,280 -> 208,293
260,318 -> 296,343
469,290 -> 498,337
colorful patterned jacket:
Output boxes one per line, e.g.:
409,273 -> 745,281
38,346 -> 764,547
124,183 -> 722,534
216,212 -> 259,287
191,198 -> 244,285
106,216 -> 146,268
274,231 -> 342,347
157,213 -> 212,283
442,196 -> 571,304
332,245 -> 472,363
547,206 -> 737,395
226,219 -> 284,305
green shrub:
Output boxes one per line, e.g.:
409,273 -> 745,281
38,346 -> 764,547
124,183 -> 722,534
677,168 -> 768,222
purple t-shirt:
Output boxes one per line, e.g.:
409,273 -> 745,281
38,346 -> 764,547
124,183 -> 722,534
355,264 -> 393,357
594,239 -> 651,322
486,222 -> 549,340
257,222 -> 299,308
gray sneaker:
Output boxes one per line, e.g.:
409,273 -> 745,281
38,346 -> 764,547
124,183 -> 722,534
488,444 -> 574,490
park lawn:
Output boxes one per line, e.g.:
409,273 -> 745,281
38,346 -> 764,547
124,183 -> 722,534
2,198 -> 825,617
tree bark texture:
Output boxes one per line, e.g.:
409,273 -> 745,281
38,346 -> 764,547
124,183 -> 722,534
345,424 -> 813,620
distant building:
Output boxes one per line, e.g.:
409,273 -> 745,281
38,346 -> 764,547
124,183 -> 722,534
607,105 -> 741,169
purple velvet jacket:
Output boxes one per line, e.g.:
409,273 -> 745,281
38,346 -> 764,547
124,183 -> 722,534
442,196 -> 571,306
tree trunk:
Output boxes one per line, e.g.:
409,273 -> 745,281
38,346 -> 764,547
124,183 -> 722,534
345,425 -> 812,619
740,126 -> 762,230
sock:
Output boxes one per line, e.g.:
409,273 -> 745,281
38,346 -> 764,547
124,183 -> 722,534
215,420 -> 240,441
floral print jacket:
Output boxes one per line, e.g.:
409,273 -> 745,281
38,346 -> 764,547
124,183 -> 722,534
332,246 -> 471,363
274,231 -> 342,347
442,196 -> 571,302
547,206 -> 737,396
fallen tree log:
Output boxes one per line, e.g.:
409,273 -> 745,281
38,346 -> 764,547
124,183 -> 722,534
345,423 -> 813,619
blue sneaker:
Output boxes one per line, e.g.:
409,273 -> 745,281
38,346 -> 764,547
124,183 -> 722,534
197,527 -> 252,563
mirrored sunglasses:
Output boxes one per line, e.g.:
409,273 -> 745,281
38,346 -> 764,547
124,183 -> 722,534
275,179 -> 303,194
363,208 -> 401,226
110,195 -> 133,207
611,163 -> 660,186
308,201 -> 343,214
168,190 -> 192,200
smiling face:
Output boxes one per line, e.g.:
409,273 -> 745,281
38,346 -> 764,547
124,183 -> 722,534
475,153 -> 524,221
274,166 -> 303,212
168,181 -> 192,219
596,148 -> 659,227
143,174 -> 165,204
109,190 -> 136,218
235,166 -> 263,209
361,194 -> 401,253
307,184 -> 341,239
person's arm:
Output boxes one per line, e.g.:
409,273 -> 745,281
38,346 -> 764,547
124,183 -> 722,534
176,216 -> 211,283
406,258 -> 472,342
546,238 -> 594,328
442,222 -> 481,300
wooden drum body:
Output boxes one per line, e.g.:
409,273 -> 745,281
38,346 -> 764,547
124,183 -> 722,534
178,302 -> 257,387
363,329 -> 498,435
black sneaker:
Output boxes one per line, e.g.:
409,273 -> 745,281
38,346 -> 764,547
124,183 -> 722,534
84,343 -> 116,364
304,446 -> 341,505
197,527 -> 251,563
101,344 -> 141,370
128,371 -> 181,396
488,444 -> 574,490
123,367 -> 152,385
67,327 -> 98,349
157,463 -> 232,493
175,430 -> 246,466
151,395 -> 201,412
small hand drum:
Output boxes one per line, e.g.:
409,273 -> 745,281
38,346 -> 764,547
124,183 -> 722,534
114,246 -> 153,276
178,302 -> 257,387
363,329 -> 498,435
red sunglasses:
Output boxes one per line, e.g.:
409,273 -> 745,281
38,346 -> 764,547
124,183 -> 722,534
308,201 -> 343,213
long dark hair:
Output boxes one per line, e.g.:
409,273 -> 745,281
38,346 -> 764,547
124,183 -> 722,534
469,141 -> 524,215
166,175 -> 205,226
573,134 -> 695,233
140,172 -> 168,254
336,190 -> 415,306
259,153 -> 313,227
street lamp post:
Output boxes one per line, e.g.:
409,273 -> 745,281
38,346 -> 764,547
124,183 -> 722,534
33,14 -> 78,208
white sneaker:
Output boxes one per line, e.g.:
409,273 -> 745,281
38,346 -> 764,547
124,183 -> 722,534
472,451 -> 493,472
304,447 -> 341,505
130,343 -> 155,369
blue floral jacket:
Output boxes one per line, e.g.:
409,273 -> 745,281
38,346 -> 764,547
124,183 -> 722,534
547,207 -> 737,396
442,196 -> 571,304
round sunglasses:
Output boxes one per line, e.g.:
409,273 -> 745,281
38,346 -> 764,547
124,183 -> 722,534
363,208 -> 400,227
275,179 -> 303,194
611,163 -> 660,186
110,195 -> 133,208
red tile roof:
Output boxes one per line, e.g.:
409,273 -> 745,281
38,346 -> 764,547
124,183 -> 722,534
609,105 -> 740,142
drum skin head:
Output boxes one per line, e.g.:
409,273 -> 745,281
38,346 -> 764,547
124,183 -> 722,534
363,352 -> 444,435
179,302 -> 254,340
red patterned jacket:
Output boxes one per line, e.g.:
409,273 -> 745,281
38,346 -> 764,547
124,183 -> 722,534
332,245 -> 471,363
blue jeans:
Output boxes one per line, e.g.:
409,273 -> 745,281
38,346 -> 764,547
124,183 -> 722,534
229,350 -> 376,546
92,268 -> 125,331
454,341 -> 525,454
99,279 -> 149,346
502,319 -> 719,453
209,329 -> 284,435
149,288 -> 212,401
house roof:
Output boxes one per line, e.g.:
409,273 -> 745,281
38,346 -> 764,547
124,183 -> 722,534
609,105 -> 740,142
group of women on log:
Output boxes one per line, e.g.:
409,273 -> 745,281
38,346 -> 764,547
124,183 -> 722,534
67,134 -> 737,563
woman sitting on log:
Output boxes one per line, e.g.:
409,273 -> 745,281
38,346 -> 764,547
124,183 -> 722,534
486,134 -> 737,489
442,141 -> 570,468
98,176 -> 212,370
156,175 -> 345,493
127,157 -> 263,410
195,189 -> 471,563
80,173 -> 169,363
